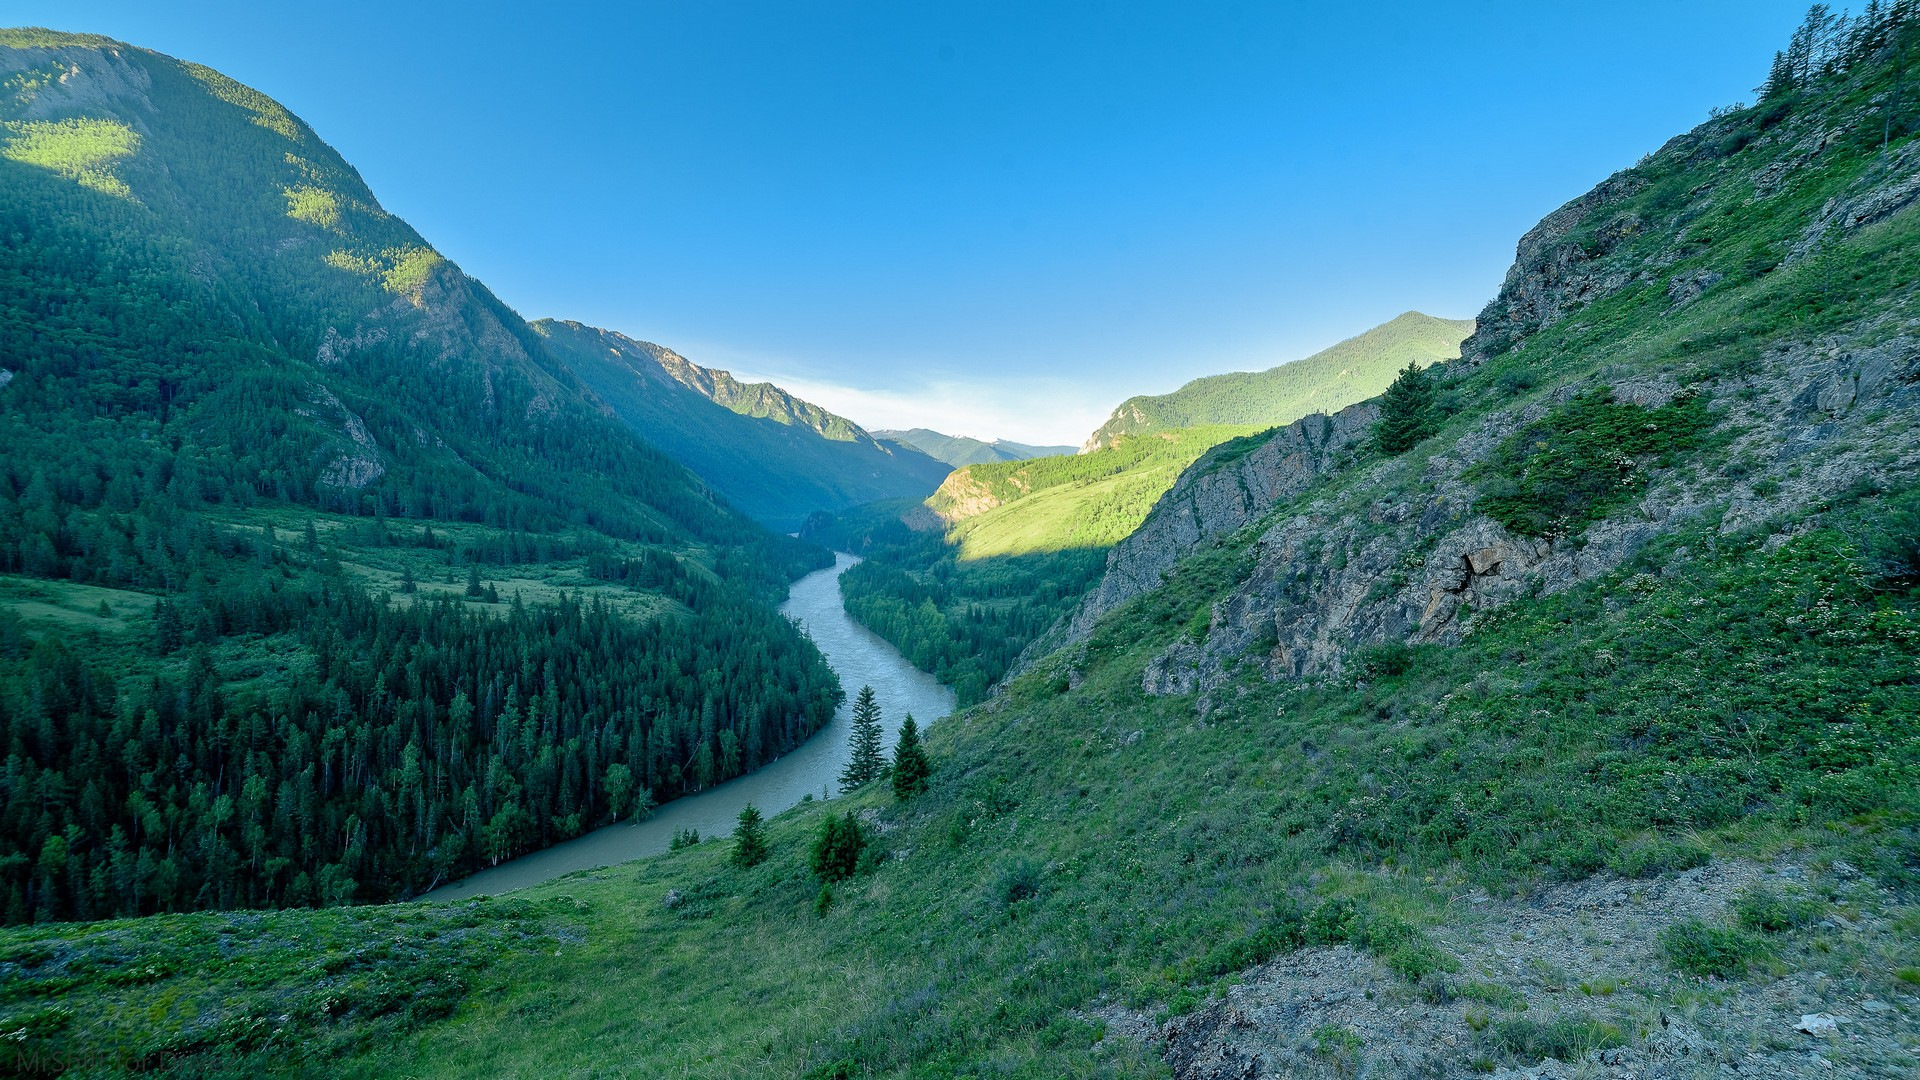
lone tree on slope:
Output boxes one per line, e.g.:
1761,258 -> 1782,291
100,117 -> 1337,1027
1374,360 -> 1439,454
839,685 -> 886,792
809,811 -> 866,882
730,803 -> 769,869
891,714 -> 930,801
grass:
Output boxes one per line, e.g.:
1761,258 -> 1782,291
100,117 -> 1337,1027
9,481 -> 1913,1076
0,577 -> 154,638
937,425 -> 1261,559
0,897 -> 575,1078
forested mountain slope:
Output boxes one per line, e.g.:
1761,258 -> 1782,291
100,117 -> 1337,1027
534,320 -> 952,529
873,428 -> 1076,468
0,30 -> 839,924
7,10 -> 1920,1080
1080,311 -> 1473,452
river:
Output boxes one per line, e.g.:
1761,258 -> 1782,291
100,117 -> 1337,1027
420,552 -> 954,899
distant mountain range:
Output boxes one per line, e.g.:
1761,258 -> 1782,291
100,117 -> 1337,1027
873,428 -> 1076,468
534,321 -> 954,530
1080,311 -> 1473,451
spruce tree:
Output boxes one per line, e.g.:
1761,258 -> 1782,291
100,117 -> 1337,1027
730,803 -> 769,868
839,685 -> 885,792
1373,360 -> 1438,454
891,714 -> 930,801
809,812 -> 865,882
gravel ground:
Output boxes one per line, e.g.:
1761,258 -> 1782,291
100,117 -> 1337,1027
1096,860 -> 1919,1078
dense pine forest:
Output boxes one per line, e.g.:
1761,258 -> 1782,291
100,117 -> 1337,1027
0,30 -> 840,924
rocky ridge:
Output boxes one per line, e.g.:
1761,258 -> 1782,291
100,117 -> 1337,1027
1028,93 -> 1920,710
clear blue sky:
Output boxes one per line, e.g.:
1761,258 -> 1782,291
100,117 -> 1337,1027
24,1 -> 1813,443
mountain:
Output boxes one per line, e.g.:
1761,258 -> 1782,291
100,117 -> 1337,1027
926,425 -> 1261,557
533,320 -> 952,529
1081,310 -> 1474,452
874,428 -> 1076,468
824,313 -> 1474,685
0,30 -> 840,922
12,10 -> 1920,1079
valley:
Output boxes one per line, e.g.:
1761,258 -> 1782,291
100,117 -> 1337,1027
2,7 -> 1919,1080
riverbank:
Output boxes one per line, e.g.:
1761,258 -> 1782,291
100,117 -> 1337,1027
420,552 -> 954,899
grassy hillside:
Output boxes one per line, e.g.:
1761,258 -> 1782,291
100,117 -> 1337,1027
1081,311 -> 1472,452
534,321 -> 952,530
9,485 -> 1914,1078
875,429 -> 1077,468
929,425 -> 1260,559
0,30 -> 839,924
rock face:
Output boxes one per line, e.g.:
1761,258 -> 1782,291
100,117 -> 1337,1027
1026,94 -> 1920,709
1059,404 -> 1379,646
1107,334 -> 1920,712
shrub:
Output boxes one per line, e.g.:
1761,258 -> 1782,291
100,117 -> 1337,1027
1659,919 -> 1768,977
1607,839 -> 1711,879
1486,1014 -> 1626,1065
1471,388 -> 1715,538
1733,884 -> 1822,934
993,857 -> 1045,912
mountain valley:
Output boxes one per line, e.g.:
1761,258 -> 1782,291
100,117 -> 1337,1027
2,9 -> 1919,1080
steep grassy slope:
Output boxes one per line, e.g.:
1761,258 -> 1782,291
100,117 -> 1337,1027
8,11 -> 1920,1079
0,30 -> 839,924
1080,311 -> 1472,452
929,425 -> 1261,559
874,429 -> 1077,468
534,321 -> 952,529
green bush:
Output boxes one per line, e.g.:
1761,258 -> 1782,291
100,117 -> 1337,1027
1733,884 -> 1823,934
1472,388 -> 1715,538
1608,839 -> 1712,879
1485,1014 -> 1625,1065
1659,919 -> 1769,977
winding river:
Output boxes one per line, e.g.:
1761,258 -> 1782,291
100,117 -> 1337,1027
420,552 -> 954,899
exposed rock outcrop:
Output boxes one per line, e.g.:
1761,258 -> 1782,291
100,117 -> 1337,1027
1119,331 -> 1920,711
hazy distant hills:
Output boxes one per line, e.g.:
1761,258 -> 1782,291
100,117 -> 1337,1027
874,428 -> 1076,468
1081,311 -> 1473,451
535,321 -> 953,528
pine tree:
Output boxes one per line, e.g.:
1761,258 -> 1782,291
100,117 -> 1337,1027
839,685 -> 885,792
1373,360 -> 1438,454
891,714 -> 930,801
809,812 -> 865,882
730,803 -> 769,868
465,564 -> 484,598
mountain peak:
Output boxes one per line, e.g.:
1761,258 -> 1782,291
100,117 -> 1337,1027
1080,312 -> 1474,452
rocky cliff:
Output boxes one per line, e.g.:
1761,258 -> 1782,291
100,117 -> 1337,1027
1031,58 -> 1920,712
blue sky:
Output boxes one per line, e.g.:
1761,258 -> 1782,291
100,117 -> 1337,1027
25,1 -> 1813,443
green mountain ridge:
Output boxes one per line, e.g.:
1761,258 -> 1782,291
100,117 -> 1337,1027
1081,310 -> 1474,452
873,428 -> 1077,468
0,29 -> 840,923
532,320 -> 953,529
